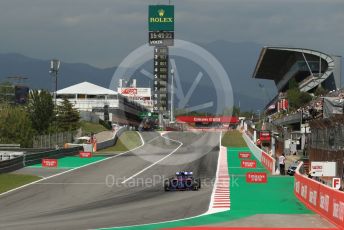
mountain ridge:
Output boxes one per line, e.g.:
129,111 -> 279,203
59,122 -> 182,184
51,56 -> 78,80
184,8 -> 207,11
0,41 -> 281,111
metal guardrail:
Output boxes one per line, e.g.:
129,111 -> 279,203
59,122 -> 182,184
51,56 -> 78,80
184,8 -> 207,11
0,147 -> 82,173
0,144 -> 20,149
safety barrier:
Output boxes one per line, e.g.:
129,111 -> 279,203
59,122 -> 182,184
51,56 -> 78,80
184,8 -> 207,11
0,155 -> 25,173
261,151 -> 275,173
95,127 -> 127,151
242,132 -> 276,174
294,162 -> 344,229
24,147 -> 82,166
0,147 -> 82,173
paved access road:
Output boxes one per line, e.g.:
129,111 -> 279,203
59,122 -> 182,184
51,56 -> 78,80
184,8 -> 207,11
0,131 -> 220,230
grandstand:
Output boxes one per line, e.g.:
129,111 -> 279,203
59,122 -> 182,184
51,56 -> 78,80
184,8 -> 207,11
252,47 -> 344,181
253,47 -> 341,93
253,47 -> 341,115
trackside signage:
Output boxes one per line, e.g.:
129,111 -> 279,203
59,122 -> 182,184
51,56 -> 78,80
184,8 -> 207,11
246,172 -> 267,183
241,160 -> 257,168
239,152 -> 251,158
42,159 -> 57,168
261,151 -> 274,173
148,5 -> 174,31
79,152 -> 92,158
294,169 -> 344,228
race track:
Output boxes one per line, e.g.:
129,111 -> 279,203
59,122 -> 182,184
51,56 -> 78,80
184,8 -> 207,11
0,131 -> 220,230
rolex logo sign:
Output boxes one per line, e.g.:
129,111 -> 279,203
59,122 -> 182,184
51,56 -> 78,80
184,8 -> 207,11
149,5 -> 174,31
158,9 -> 165,17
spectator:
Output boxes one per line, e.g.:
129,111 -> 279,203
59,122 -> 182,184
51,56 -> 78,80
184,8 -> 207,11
279,153 -> 286,175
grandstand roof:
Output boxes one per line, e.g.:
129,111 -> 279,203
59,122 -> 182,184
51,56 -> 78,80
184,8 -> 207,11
252,47 -> 340,93
253,47 -> 329,80
56,82 -> 117,95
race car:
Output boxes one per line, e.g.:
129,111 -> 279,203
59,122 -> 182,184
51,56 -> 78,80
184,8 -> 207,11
164,171 -> 201,191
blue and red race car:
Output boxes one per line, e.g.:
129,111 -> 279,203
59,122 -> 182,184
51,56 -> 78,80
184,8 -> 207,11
164,171 -> 201,191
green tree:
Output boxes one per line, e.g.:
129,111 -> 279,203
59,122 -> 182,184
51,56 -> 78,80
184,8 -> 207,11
240,110 -> 255,118
232,106 -> 240,117
287,88 -> 312,110
56,98 -> 80,132
314,85 -> 328,96
0,82 -> 15,104
289,77 -> 299,89
28,90 -> 55,134
0,104 -> 34,147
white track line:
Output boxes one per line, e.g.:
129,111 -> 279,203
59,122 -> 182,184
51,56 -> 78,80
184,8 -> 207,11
121,133 -> 183,184
0,131 -> 148,197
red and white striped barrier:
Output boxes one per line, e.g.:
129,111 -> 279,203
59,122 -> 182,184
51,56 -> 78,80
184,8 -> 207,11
208,146 -> 230,213
294,162 -> 344,229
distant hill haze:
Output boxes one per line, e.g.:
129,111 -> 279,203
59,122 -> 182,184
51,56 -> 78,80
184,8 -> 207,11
0,41 -> 280,111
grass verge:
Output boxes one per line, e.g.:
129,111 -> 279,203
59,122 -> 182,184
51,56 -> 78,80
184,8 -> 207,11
80,121 -> 109,134
221,130 -> 247,147
96,131 -> 142,153
0,173 -> 40,194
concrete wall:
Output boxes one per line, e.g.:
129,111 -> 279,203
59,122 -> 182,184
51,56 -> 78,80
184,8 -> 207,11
243,132 -> 262,161
243,131 -> 276,174
96,127 -> 128,151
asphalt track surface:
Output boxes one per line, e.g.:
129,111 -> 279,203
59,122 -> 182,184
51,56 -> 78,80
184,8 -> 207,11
0,131 -> 220,230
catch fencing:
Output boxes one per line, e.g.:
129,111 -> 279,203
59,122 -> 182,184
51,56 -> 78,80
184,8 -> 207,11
33,132 -> 74,149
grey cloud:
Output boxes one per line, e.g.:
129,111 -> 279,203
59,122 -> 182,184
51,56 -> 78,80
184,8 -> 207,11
0,0 -> 343,67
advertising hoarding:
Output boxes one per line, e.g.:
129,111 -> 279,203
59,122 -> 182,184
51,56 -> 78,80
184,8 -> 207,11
42,159 -> 58,168
79,152 -> 92,158
148,5 -> 174,31
261,151 -> 274,173
241,160 -> 257,168
239,152 -> 251,159
176,116 -> 239,123
119,87 -> 151,97
259,131 -> 271,141
246,172 -> 267,183
310,161 -> 337,177
294,169 -> 344,228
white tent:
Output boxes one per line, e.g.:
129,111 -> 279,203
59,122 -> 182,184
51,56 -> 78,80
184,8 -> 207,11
56,82 -> 117,96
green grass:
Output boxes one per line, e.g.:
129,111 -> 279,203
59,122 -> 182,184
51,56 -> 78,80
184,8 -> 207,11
221,130 -> 247,147
0,173 -> 40,194
96,131 -> 142,153
80,121 -> 109,134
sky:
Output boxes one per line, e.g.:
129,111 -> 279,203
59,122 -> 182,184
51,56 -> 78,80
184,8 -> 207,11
0,0 -> 343,68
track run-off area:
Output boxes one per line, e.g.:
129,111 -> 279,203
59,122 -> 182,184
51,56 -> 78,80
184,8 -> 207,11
0,131 -> 338,230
